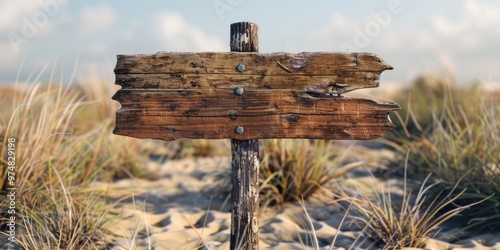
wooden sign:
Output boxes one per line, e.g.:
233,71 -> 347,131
113,22 -> 400,250
113,52 -> 398,141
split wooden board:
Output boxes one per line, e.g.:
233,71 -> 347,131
113,52 -> 398,141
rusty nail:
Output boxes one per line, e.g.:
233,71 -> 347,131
235,126 -> 244,134
234,86 -> 244,96
236,64 -> 246,72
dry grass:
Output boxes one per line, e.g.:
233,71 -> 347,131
259,139 -> 362,206
391,76 -> 500,232
0,79 -> 149,249
348,154 -> 485,249
0,76 -> 229,249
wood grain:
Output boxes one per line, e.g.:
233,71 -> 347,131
229,21 -> 260,250
115,71 -> 383,94
115,52 -> 392,94
113,89 -> 399,140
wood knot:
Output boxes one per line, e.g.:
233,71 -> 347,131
228,110 -> 238,120
286,115 -> 299,125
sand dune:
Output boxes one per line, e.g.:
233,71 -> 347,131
100,143 -> 500,250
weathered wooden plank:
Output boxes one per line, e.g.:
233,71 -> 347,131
115,71 -> 382,93
113,115 -> 395,140
114,52 -> 391,94
113,89 -> 399,140
113,89 -> 399,117
115,52 -> 392,75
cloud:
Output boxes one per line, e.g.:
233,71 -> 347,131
310,13 -> 352,38
432,0 -> 500,36
432,15 -> 463,37
0,0 -> 40,32
75,12 -> 227,84
88,42 -> 107,55
155,12 -> 226,51
0,3 -> 118,83
304,0 -> 500,83
79,4 -> 117,34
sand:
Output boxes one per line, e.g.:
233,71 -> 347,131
99,141 -> 500,250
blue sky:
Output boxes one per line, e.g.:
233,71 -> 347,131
1,0 -> 499,87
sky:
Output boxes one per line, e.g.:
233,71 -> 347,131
1,0 -> 499,87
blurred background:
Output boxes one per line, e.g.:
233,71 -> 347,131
1,2 -> 500,248
0,0 -> 499,88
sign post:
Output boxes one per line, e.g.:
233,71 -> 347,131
229,22 -> 260,250
112,22 -> 399,250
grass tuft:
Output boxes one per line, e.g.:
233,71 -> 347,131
259,139 -> 358,206
0,79 -> 149,248
392,78 -> 500,232
350,153 -> 484,249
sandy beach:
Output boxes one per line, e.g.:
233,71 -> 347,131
97,141 -> 500,250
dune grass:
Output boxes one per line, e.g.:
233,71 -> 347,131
258,139 -> 362,206
390,77 -> 500,232
0,77 -> 228,249
0,79 -> 150,249
348,152 -> 485,249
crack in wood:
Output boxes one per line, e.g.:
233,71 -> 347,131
276,61 -> 292,73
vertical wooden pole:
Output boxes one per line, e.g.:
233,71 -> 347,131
230,22 -> 259,250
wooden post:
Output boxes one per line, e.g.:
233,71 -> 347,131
229,22 -> 260,250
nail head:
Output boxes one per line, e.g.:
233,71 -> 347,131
236,64 -> 246,72
234,87 -> 244,96
235,126 -> 244,134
